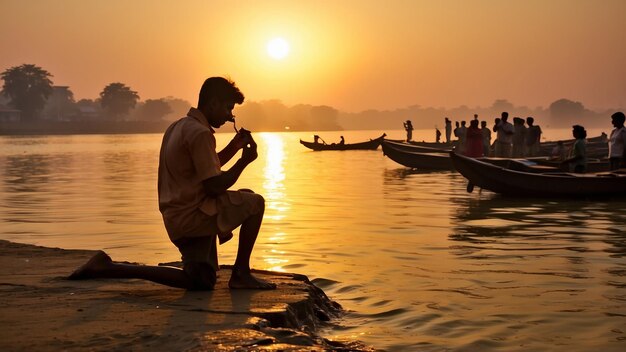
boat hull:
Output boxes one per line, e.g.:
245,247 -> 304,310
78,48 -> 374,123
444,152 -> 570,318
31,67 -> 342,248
382,141 -> 454,170
450,152 -> 626,198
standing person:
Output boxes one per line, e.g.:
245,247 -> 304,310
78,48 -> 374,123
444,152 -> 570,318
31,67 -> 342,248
481,120 -> 491,157
445,117 -> 452,143
403,120 -> 414,142
609,111 -> 626,170
494,112 -> 514,157
512,117 -> 527,158
464,119 -> 483,157
525,117 -> 542,157
562,125 -> 587,173
69,77 -> 276,290
457,121 -> 467,154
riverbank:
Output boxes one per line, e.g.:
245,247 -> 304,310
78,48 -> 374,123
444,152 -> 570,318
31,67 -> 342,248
0,121 -> 172,135
0,240 -> 372,351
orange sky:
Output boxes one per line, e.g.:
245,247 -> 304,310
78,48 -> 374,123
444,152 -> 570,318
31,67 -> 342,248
1,0 -> 625,112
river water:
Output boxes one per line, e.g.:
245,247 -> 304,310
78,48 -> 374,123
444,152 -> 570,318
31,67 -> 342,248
0,129 -> 624,351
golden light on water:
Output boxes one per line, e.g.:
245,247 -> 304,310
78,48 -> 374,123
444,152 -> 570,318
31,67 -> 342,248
260,133 -> 290,271
260,133 -> 287,219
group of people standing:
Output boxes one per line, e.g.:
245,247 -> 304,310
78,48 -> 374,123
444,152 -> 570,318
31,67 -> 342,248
404,111 -> 626,173
444,112 -> 543,159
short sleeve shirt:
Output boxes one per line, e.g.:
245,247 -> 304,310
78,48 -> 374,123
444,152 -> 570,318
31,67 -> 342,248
496,121 -> 514,144
158,108 -> 223,240
609,127 -> 626,158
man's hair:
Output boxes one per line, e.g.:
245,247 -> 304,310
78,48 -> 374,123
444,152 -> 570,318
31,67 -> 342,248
197,77 -> 244,108
573,125 -> 587,139
612,111 -> 625,124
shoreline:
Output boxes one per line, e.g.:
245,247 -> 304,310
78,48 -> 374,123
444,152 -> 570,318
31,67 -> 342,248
0,121 -> 172,136
0,240 -> 372,351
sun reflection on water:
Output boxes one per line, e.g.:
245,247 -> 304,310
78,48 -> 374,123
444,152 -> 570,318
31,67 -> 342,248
259,133 -> 290,271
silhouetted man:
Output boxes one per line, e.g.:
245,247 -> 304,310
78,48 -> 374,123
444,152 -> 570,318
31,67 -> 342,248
525,117 -> 542,157
69,77 -> 275,290
609,111 -> 626,170
403,120 -> 414,142
494,112 -> 514,157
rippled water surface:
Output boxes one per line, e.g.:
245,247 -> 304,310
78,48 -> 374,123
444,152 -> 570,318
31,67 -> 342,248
1,130 -> 625,351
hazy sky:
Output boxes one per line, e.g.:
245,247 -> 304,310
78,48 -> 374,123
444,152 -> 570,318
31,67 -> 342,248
1,0 -> 625,112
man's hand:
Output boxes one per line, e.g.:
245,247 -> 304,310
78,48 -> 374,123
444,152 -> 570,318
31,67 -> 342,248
232,129 -> 252,150
241,136 -> 258,164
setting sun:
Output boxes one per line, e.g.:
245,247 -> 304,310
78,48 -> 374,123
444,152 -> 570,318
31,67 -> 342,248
266,37 -> 290,60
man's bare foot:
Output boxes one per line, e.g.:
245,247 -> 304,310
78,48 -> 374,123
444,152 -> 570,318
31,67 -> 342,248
68,251 -> 112,280
229,269 -> 276,290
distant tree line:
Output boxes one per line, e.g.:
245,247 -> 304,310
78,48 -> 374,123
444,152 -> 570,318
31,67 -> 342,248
1,63 -> 618,131
0,64 -> 189,123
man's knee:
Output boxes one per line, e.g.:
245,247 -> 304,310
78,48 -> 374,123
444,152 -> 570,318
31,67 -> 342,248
255,193 -> 265,210
183,262 -> 216,290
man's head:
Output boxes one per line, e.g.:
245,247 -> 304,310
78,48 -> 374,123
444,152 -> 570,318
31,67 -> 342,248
573,125 -> 587,139
611,111 -> 625,127
501,112 -> 509,121
481,121 -> 487,128
526,117 -> 534,126
197,77 -> 245,128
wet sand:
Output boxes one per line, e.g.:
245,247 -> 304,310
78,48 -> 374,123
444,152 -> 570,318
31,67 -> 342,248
0,240 -> 371,351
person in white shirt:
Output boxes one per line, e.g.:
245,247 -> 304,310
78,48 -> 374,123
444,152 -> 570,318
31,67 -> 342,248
608,111 -> 626,170
494,112 -> 514,157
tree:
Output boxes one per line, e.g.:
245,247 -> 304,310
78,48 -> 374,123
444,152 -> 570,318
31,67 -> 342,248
0,64 -> 54,120
42,86 -> 76,121
162,96 -> 191,121
137,99 -> 172,121
549,98 -> 588,127
100,83 -> 139,120
491,99 -> 515,113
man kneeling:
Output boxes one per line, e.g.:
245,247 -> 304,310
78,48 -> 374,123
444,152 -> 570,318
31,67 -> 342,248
69,77 -> 275,290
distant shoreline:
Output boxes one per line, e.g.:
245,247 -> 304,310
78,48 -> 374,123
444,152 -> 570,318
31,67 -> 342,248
0,121 -> 173,136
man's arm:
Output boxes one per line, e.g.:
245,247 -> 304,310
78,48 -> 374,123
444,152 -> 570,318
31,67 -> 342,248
217,131 -> 249,165
203,136 -> 257,196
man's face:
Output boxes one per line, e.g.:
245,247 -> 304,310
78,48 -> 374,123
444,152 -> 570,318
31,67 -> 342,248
612,117 -> 622,128
206,99 -> 235,128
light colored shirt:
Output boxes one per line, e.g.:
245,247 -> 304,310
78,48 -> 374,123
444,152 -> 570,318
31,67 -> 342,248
609,126 -> 626,158
158,108 -> 250,241
570,139 -> 587,172
496,121 -> 514,144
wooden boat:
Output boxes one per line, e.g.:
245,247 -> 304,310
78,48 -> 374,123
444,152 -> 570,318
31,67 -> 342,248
384,139 -> 453,153
408,140 -> 455,149
539,134 -> 608,156
382,140 -> 454,170
533,158 -> 611,173
450,152 -> 626,197
300,134 -> 386,151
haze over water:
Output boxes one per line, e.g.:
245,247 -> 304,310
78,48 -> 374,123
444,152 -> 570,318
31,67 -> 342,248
1,130 -> 624,351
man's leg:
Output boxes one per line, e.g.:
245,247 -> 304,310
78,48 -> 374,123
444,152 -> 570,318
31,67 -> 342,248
68,251 -> 197,289
229,194 -> 276,289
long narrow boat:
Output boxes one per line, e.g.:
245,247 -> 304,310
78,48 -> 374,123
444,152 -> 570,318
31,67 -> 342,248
300,134 -> 386,151
408,140 -> 456,149
450,152 -> 626,197
382,141 -> 454,170
384,139 -> 453,153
